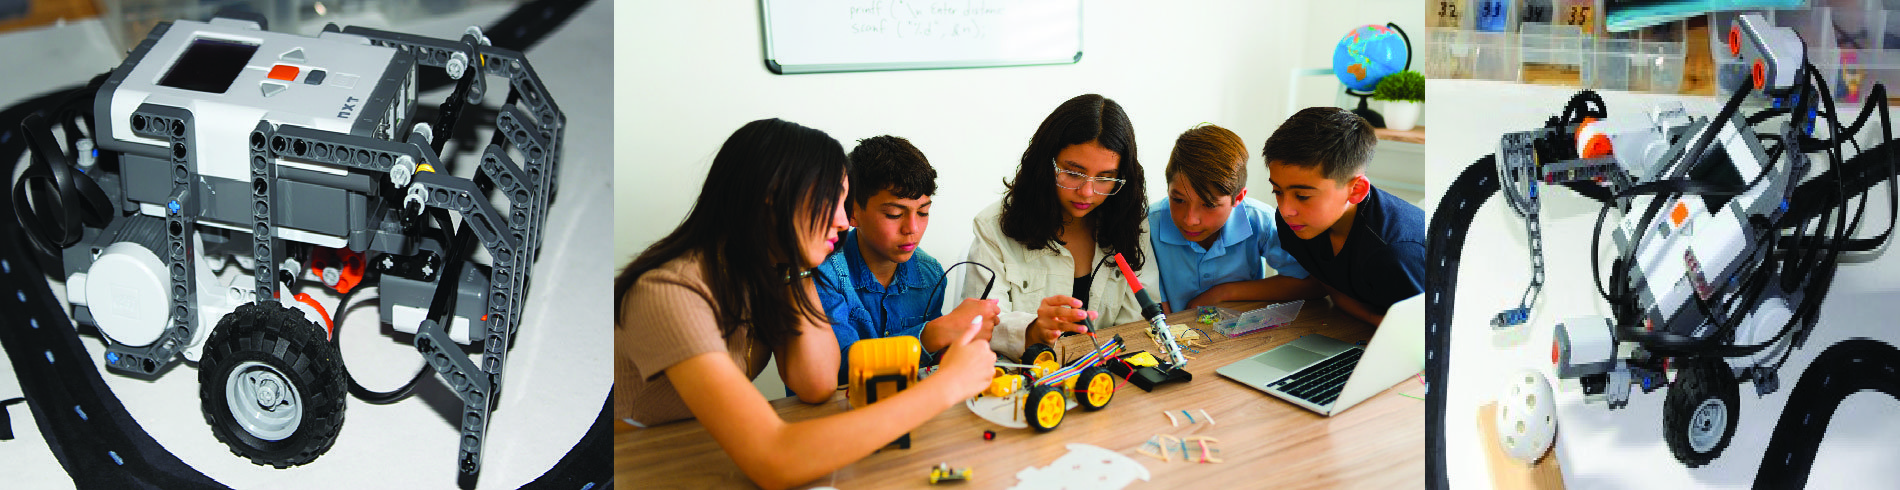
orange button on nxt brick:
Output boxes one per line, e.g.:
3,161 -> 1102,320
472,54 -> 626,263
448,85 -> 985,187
268,64 -> 300,81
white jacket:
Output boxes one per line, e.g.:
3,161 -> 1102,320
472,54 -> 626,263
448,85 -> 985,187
962,200 -> 1163,360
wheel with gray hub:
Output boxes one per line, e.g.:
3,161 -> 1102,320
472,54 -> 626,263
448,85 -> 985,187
1663,357 -> 1739,468
199,301 -> 347,468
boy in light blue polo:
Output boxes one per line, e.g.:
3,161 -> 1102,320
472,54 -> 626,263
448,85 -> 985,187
1147,124 -> 1313,311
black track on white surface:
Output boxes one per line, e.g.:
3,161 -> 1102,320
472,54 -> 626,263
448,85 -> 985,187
1753,338 -> 1900,489
1423,154 -> 1500,490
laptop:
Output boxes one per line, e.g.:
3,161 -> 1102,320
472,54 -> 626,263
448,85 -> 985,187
1215,294 -> 1424,416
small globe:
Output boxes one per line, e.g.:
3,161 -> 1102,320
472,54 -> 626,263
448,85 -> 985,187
1332,24 -> 1410,93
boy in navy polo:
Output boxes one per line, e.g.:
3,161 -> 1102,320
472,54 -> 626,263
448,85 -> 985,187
814,136 -> 998,383
1257,107 -> 1424,326
1147,124 -> 1314,312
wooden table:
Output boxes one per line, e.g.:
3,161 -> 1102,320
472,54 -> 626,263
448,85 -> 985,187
617,301 -> 1425,489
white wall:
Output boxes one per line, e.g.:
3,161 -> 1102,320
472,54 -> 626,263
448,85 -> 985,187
617,0 -> 1328,267
617,0 -> 1419,396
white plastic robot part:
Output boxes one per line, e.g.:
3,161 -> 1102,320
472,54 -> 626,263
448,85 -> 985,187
75,138 -> 96,169
1496,369 -> 1558,465
1734,296 -> 1793,350
1556,316 -> 1615,369
390,155 -> 417,188
446,52 -> 469,80
79,242 -> 172,347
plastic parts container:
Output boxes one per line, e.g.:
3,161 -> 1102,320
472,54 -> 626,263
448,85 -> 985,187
1210,300 -> 1306,338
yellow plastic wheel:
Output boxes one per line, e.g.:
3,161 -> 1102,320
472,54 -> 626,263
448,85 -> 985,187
1079,367 -> 1115,411
1021,344 -> 1057,374
1024,385 -> 1065,431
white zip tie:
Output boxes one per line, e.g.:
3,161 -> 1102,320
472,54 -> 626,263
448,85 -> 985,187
1164,410 -> 1178,427
1201,409 -> 1215,425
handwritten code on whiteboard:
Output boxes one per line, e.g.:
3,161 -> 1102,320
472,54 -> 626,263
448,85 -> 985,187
762,0 -> 1082,74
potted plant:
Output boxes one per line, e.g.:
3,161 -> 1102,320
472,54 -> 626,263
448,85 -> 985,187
1372,70 -> 1424,131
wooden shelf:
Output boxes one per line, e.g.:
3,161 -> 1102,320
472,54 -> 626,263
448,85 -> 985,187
1376,126 -> 1425,144
0,0 -> 99,34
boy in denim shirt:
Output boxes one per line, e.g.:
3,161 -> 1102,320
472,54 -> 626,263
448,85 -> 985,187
1148,124 -> 1313,312
816,136 -> 998,383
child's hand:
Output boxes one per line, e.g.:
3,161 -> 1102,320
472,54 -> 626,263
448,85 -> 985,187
924,299 -> 1000,352
1029,295 -> 1095,347
933,317 -> 998,404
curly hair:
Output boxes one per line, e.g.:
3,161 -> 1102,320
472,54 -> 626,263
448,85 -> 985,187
846,135 -> 937,214
999,94 -> 1148,270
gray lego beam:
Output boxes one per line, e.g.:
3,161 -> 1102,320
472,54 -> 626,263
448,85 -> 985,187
269,124 -> 422,175
250,121 -> 281,302
339,26 -> 490,106
415,316 -> 491,475
104,103 -> 201,376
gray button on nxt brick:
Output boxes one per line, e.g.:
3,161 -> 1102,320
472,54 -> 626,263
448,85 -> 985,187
305,69 -> 326,85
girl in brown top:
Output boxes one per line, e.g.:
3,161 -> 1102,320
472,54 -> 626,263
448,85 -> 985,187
616,118 -> 999,490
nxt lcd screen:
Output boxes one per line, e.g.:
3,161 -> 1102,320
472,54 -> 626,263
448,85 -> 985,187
158,38 -> 259,94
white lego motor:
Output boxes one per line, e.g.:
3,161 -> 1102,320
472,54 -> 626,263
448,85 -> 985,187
71,242 -> 171,347
1496,369 -> 1557,465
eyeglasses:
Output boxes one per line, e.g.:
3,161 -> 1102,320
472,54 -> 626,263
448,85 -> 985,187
1051,160 -> 1126,195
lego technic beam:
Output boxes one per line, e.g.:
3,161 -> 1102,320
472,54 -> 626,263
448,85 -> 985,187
260,99 -> 560,484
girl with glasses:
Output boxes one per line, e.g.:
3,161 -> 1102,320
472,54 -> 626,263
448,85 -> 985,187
963,94 -> 1162,362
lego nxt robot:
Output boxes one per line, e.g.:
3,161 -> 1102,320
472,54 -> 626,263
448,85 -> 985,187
1427,13 -> 1897,469
9,13 -> 562,483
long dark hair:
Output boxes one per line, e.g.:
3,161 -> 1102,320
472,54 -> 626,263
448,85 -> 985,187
614,118 -> 848,350
1000,94 -> 1147,270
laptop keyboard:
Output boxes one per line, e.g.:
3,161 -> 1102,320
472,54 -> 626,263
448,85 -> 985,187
1269,348 -> 1363,408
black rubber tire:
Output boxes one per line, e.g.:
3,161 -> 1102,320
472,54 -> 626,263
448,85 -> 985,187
199,301 -> 347,468
1076,366 -> 1115,411
1024,384 -> 1065,432
1021,343 -> 1057,375
1663,357 -> 1740,468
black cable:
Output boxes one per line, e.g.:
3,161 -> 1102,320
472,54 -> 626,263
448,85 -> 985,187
336,283 -> 431,404
0,396 -> 23,440
936,261 -> 996,301
9,75 -> 112,260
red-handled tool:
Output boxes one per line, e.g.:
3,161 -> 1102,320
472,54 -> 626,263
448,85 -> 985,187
1113,253 -> 1187,368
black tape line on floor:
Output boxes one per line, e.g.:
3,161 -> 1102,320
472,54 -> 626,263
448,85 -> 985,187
1753,338 -> 1900,489
1424,155 -> 1502,490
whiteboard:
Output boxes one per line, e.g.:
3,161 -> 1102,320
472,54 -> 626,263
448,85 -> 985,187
760,0 -> 1083,74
